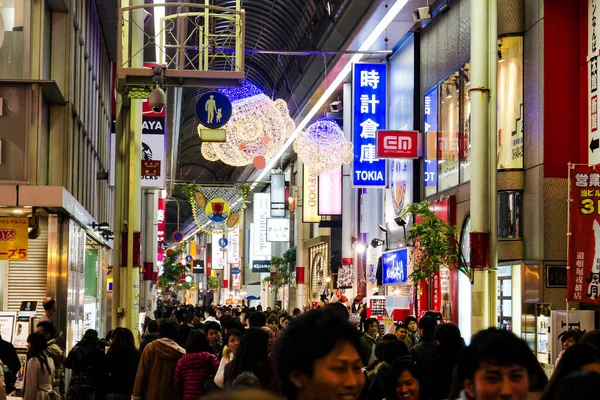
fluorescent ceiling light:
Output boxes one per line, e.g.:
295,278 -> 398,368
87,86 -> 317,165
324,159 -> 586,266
251,0 -> 410,189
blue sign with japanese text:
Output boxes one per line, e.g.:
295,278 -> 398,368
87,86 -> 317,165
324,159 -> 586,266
382,247 -> 409,285
352,63 -> 387,187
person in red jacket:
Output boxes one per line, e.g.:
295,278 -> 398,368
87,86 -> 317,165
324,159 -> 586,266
175,329 -> 220,400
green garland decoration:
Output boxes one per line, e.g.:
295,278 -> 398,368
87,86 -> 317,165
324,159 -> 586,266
158,245 -> 187,288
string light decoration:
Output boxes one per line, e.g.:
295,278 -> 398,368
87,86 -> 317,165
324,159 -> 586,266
293,118 -> 353,175
198,81 -> 295,168
179,184 -> 252,234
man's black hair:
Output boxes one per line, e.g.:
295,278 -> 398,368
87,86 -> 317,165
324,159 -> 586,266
561,329 -> 582,344
204,321 -> 222,333
36,320 -> 56,339
223,318 -> 245,333
381,340 -> 409,364
275,308 -> 362,400
182,313 -> 193,325
434,323 -> 462,345
153,309 -> 162,319
146,319 -> 159,333
159,320 -> 179,340
323,302 -> 349,321
395,323 -> 408,332
43,298 -> 56,311
580,329 -> 600,349
206,307 -> 217,317
249,311 -> 267,328
457,328 -> 541,384
363,317 -> 378,332
418,316 -> 437,338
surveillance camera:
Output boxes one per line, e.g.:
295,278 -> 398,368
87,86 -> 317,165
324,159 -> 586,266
148,86 -> 166,113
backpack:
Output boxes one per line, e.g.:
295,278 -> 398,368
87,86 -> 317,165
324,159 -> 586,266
2,363 -> 17,394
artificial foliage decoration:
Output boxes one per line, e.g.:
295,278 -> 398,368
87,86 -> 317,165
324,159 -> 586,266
179,184 -> 252,234
207,275 -> 219,290
263,247 -> 297,291
293,118 -> 353,175
198,81 -> 296,168
158,246 -> 186,288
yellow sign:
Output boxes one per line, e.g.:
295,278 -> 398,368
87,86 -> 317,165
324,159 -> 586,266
0,218 -> 28,260
303,165 -> 320,222
384,317 -> 394,327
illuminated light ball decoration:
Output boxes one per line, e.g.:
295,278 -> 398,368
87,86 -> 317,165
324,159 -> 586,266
293,118 -> 353,175
198,81 -> 295,168
180,184 -> 251,234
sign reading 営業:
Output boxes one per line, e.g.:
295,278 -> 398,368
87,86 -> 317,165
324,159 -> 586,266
0,218 -> 28,260
567,164 -> 600,303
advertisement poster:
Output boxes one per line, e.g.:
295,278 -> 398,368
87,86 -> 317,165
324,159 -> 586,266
0,312 -> 16,343
0,217 -> 28,260
567,164 -> 600,302
551,310 -> 595,363
12,318 -> 30,349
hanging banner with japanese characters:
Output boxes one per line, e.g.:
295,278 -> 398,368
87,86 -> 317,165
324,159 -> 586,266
589,0 -> 600,164
352,63 -> 387,187
567,164 -> 600,303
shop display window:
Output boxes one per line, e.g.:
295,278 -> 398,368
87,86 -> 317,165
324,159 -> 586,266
497,191 -> 522,239
497,36 -> 524,169
438,72 -> 460,191
0,0 -> 30,79
460,64 -> 471,182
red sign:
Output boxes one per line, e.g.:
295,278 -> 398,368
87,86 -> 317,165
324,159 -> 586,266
568,165 -> 600,303
376,130 -> 419,159
157,198 -> 166,243
142,160 -> 161,177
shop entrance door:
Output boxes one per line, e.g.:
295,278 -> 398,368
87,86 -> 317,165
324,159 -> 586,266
497,266 -> 512,331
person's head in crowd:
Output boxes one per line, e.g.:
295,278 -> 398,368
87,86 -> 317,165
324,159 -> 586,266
324,302 -> 350,321
42,297 -> 56,315
146,319 -> 159,335
204,321 -> 222,345
182,313 -> 193,326
205,307 -> 217,319
292,308 -> 301,317
278,313 -> 289,330
275,308 -> 365,400
216,308 -> 224,320
384,357 -> 421,400
281,315 -> 292,331
542,343 -> 600,399
261,326 -> 275,353
226,329 -> 243,355
256,305 -> 262,312
266,314 -> 279,332
232,371 -> 262,390
363,318 -> 379,338
185,329 -> 211,353
249,311 -> 267,328
224,308 -> 232,317
551,370 -> 600,400
153,309 -> 161,320
580,329 -> 600,349
175,309 -> 185,323
417,316 -> 436,339
223,318 -> 245,335
458,328 -> 542,400
404,316 -> 418,334
561,329 -> 581,351
159,319 -> 179,340
192,315 -> 200,326
382,340 -> 409,365
36,320 -> 56,340
109,327 -> 137,354
434,323 -> 464,348
395,323 -> 409,342
27,332 -> 52,373
240,309 -> 250,326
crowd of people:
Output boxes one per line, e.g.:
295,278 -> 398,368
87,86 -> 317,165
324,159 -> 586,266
3,299 -> 600,399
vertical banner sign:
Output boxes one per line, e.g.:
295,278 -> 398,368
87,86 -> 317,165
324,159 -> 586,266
303,165 -> 320,222
424,88 -> 438,188
318,167 -> 343,215
0,218 -> 28,260
567,165 -> 600,302
270,174 -> 286,217
227,229 -> 240,264
157,198 -> 166,276
590,0 -> 600,164
211,234 -> 226,270
141,98 -> 166,188
253,193 -> 271,257
352,63 -> 387,187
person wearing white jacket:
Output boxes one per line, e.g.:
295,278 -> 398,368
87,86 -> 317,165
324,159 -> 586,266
214,329 -> 242,388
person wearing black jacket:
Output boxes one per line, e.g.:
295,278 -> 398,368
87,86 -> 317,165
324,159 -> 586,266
422,323 -> 465,400
101,327 -> 141,399
409,317 -> 437,367
0,334 -> 20,395
64,329 -> 105,400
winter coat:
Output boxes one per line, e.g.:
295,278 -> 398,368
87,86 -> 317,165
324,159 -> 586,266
174,352 -> 219,400
0,338 -> 20,377
101,348 -> 141,397
422,340 -> 464,400
214,346 -> 233,389
409,336 -> 436,367
139,333 -> 159,355
359,334 -> 378,367
64,338 -> 105,400
24,356 -> 55,400
132,338 -> 186,400
44,339 -> 65,395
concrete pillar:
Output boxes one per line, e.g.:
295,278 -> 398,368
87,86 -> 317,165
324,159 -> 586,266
295,161 -> 309,309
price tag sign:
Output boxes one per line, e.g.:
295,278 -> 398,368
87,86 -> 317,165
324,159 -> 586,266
0,218 -> 28,260
384,317 -> 394,327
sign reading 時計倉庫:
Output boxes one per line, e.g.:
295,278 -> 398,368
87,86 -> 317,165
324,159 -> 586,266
567,165 -> 600,303
0,218 -> 28,260
352,63 -> 387,187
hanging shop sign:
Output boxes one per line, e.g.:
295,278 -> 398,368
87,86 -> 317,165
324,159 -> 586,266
193,260 -> 204,274
590,0 -> 600,164
566,164 -> 600,302
266,218 -> 290,242
253,193 -> 271,257
271,174 -> 286,217
211,234 -> 226,270
381,247 -> 413,285
352,62 -> 387,187
196,91 -> 233,129
227,229 -> 240,264
318,167 -> 342,216
376,130 -> 420,159
303,165 -> 320,222
0,218 -> 28,260
232,271 -> 241,289
252,259 -> 271,273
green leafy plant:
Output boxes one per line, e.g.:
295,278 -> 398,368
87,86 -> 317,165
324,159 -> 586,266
158,246 -> 186,288
207,275 -> 219,290
263,247 -> 297,291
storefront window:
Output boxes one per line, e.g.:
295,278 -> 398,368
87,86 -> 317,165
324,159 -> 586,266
497,191 -> 522,239
460,64 -> 471,182
424,87 -> 438,196
84,248 -> 99,331
497,36 -> 524,169
438,72 -> 460,191
0,0 -> 30,79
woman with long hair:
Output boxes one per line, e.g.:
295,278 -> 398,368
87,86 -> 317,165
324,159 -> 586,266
383,357 -> 423,400
64,329 -> 105,400
174,329 -> 220,399
223,327 -> 273,391
214,329 -> 243,388
24,331 -> 55,400
101,327 -> 141,399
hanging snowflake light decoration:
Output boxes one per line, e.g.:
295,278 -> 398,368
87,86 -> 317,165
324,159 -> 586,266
293,118 -> 353,175
198,81 -> 295,168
